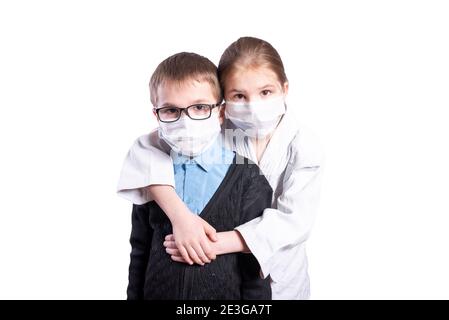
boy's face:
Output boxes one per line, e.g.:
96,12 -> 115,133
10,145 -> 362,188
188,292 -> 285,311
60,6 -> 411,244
154,79 -> 223,124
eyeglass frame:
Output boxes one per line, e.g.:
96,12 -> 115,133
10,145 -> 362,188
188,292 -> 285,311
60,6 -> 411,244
153,103 -> 222,123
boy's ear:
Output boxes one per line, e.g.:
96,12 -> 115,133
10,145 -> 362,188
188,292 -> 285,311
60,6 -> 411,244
219,104 -> 226,125
219,104 -> 226,117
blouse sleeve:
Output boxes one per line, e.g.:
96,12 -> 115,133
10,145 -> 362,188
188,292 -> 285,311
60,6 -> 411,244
117,130 -> 175,204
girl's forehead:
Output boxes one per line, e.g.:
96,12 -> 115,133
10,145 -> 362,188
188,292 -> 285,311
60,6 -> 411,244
226,65 -> 280,88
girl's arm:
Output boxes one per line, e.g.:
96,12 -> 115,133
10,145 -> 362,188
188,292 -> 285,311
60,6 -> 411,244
165,158 -> 322,269
233,129 -> 324,279
165,162 -> 273,269
165,230 -> 247,264
118,132 -> 217,264
165,129 -> 324,278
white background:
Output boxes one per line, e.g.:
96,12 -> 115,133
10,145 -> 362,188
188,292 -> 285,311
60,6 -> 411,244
0,0 -> 448,299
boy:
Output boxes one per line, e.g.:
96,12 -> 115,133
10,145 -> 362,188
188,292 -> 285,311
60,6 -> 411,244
125,52 -> 272,300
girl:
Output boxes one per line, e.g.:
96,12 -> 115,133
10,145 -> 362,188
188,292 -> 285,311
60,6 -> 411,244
118,37 -> 324,299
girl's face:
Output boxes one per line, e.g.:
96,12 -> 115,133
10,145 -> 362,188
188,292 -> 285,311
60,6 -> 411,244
224,65 -> 288,103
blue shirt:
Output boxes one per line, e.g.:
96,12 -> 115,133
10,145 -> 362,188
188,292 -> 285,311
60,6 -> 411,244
172,139 -> 235,214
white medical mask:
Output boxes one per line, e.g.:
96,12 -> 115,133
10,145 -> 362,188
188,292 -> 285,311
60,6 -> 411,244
158,113 -> 221,157
225,96 -> 286,138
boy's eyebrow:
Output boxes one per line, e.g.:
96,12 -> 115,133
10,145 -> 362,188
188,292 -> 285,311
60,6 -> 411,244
160,102 -> 179,108
160,99 -> 214,108
191,99 -> 215,104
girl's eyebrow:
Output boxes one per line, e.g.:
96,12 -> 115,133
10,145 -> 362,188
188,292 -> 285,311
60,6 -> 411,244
228,84 -> 276,93
228,88 -> 246,93
258,84 -> 276,90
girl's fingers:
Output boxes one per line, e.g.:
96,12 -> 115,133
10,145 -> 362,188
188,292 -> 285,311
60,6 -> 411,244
163,240 -> 177,249
171,255 -> 188,264
165,234 -> 175,241
165,248 -> 181,256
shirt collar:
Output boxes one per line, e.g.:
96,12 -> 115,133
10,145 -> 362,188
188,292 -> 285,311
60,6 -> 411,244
171,136 -> 234,172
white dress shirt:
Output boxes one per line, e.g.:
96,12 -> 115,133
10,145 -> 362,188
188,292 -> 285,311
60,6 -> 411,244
117,110 -> 324,299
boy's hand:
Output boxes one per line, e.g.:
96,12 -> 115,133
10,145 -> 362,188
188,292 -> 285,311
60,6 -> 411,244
169,214 -> 218,265
165,230 -> 249,264
147,185 -> 218,265
164,234 -> 220,264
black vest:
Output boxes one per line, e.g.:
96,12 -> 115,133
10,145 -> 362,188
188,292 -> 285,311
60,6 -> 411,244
127,156 -> 273,300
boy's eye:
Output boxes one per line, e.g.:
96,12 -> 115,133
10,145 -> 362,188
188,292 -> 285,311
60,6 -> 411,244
261,90 -> 272,96
160,107 -> 179,115
233,93 -> 245,100
191,104 -> 207,111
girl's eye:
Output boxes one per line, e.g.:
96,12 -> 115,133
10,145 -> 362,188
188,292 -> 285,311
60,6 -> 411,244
234,93 -> 245,100
261,90 -> 272,96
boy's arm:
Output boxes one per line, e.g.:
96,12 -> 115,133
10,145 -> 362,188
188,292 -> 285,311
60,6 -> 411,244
166,164 -> 273,297
118,132 -> 217,264
148,185 -> 217,265
127,203 -> 153,300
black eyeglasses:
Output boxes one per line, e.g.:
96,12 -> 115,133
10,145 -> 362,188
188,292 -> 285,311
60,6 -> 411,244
154,103 -> 222,123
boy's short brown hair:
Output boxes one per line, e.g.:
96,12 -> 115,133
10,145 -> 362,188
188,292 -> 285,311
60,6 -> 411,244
149,52 -> 222,106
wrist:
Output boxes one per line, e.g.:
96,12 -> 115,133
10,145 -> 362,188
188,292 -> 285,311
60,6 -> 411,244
211,237 -> 224,255
146,185 -> 191,222
166,205 -> 192,224
214,231 -> 248,255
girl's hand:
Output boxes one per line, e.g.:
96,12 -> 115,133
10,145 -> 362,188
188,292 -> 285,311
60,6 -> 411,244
164,231 -> 248,263
164,233 -> 219,264
170,213 -> 218,265
164,234 -> 188,264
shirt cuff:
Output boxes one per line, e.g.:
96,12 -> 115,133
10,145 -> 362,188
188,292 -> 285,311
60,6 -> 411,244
117,176 -> 175,204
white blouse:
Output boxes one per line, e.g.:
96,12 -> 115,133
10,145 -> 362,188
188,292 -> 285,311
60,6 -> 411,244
117,110 -> 324,299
